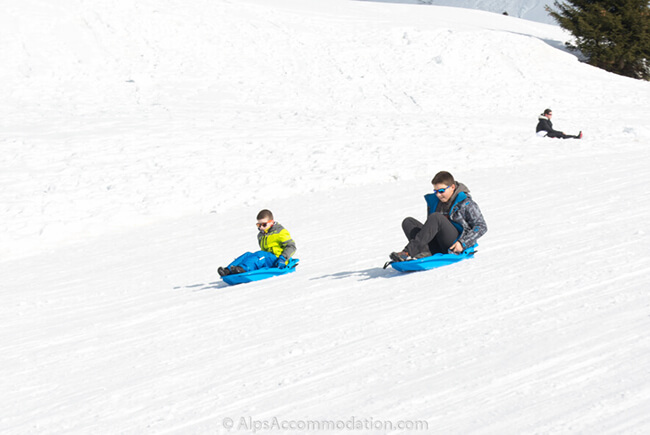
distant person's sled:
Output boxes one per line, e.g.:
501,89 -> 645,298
384,245 -> 477,272
221,258 -> 300,285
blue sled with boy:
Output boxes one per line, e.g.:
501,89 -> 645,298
386,171 -> 486,272
218,209 -> 298,286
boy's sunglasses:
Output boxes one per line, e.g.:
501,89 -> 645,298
256,221 -> 272,228
433,185 -> 452,194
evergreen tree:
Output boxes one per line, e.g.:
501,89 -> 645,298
546,0 -> 650,80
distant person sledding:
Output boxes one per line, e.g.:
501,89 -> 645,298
218,209 -> 298,285
536,109 -> 582,139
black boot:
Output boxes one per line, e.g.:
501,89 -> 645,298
218,267 -> 231,277
229,266 -> 246,274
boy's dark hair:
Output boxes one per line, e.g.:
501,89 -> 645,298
257,209 -> 274,220
543,108 -> 552,115
432,171 -> 455,186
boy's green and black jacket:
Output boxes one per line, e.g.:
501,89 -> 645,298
257,223 -> 297,259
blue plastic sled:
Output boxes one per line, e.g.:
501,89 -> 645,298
221,258 -> 300,285
389,245 -> 477,272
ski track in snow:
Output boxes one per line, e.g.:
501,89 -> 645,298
4,152 -> 650,433
2,0 -> 650,433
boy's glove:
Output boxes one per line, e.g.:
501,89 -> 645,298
275,255 -> 287,269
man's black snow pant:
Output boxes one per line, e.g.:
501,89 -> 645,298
547,131 -> 580,139
402,214 -> 459,256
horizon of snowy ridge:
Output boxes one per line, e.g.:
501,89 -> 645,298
359,0 -> 557,24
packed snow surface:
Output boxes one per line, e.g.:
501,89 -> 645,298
2,0 -> 650,433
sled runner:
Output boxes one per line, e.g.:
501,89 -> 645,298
221,258 -> 300,285
384,245 -> 477,272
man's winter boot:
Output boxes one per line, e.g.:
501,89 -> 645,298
390,251 -> 412,262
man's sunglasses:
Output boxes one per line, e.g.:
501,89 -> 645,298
256,221 -> 272,228
433,185 -> 452,194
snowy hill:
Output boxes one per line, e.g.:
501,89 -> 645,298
361,0 -> 557,24
2,0 -> 650,433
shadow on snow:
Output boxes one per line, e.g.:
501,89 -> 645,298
310,266 -> 400,281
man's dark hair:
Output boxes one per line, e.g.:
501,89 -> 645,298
257,209 -> 274,220
543,108 -> 552,115
432,171 -> 455,186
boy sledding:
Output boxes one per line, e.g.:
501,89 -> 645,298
218,209 -> 297,277
389,171 -> 487,265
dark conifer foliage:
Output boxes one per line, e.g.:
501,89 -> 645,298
546,0 -> 650,79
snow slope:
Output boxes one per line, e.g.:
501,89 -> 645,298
2,0 -> 650,433
361,0 -> 557,24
